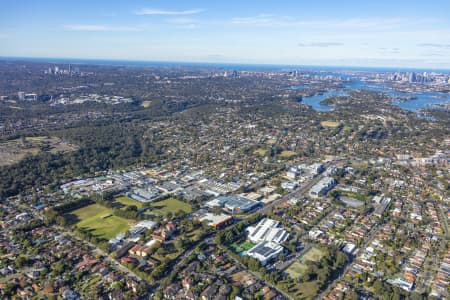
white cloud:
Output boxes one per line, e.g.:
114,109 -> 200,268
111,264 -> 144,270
418,43 -> 450,49
298,42 -> 343,47
63,25 -> 141,31
135,8 -> 204,16
165,18 -> 200,29
231,15 -> 417,31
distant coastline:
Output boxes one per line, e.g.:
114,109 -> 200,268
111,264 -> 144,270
1,56 -> 450,74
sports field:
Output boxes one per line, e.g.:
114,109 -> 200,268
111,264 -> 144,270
149,198 -> 192,216
320,121 -> 341,128
300,247 -> 325,263
253,148 -> 268,156
115,196 -> 144,209
286,261 -> 308,278
141,101 -> 151,108
280,150 -> 297,158
71,204 -> 132,240
229,241 -> 255,254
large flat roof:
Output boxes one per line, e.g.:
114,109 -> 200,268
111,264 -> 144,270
198,212 -> 232,226
247,241 -> 283,258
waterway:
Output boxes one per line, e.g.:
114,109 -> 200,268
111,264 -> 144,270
293,79 -> 450,113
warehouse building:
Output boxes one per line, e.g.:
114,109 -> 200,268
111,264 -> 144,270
196,212 -> 234,229
206,195 -> 261,214
246,218 -> 289,244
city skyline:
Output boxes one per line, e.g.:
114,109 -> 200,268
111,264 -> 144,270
1,0 -> 450,68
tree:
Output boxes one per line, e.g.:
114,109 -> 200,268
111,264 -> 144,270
15,254 -> 29,268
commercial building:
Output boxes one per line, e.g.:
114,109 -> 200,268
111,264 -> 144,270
281,181 -> 298,190
246,218 -> 289,244
127,188 -> 161,203
374,197 -> 392,218
246,241 -> 284,266
309,177 -> 337,197
206,195 -> 261,214
196,212 -> 234,229
297,163 -> 325,178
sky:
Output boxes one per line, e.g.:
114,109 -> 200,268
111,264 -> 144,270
1,0 -> 450,69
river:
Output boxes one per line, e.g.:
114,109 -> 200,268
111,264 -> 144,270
293,79 -> 450,113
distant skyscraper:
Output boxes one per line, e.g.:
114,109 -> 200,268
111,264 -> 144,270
18,91 -> 25,101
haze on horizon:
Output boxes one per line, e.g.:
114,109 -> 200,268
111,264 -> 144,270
1,0 -> 450,69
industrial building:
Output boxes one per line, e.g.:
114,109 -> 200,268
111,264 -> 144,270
206,195 -> 261,214
246,218 -> 289,244
196,212 -> 234,229
246,241 -> 285,266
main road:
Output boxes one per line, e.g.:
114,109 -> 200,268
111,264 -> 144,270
257,169 -> 330,215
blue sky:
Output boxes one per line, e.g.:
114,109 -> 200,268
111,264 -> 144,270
1,0 -> 450,68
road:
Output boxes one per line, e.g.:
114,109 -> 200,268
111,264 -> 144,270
437,203 -> 449,238
217,244 -> 294,300
56,226 -> 143,280
18,163 -> 333,298
257,171 -> 328,215
315,219 -> 384,300
275,244 -> 312,271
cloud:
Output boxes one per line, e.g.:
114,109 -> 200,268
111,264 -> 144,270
231,15 -> 411,30
418,43 -> 450,49
63,25 -> 140,31
421,52 -> 445,57
379,47 -> 400,54
165,18 -> 200,29
231,14 -> 291,26
135,8 -> 204,16
298,42 -> 343,47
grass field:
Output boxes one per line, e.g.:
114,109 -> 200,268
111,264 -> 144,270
240,241 -> 254,251
149,198 -> 192,216
115,196 -> 144,209
253,148 -> 268,156
286,261 -> 308,279
300,247 -> 325,263
320,121 -> 341,128
230,241 -> 255,254
141,101 -> 151,108
280,150 -> 297,158
0,136 -> 76,167
71,204 -> 132,240
343,125 -> 353,132
294,281 -> 319,299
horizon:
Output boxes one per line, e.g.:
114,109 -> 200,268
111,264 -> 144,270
2,56 -> 450,73
1,0 -> 450,69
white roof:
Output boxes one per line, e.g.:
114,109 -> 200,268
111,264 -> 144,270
247,218 -> 289,244
198,212 -> 232,226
